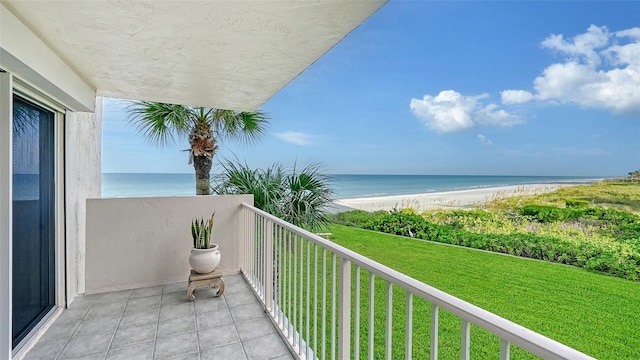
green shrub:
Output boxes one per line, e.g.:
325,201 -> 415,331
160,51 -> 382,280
329,210 -> 383,227
566,199 -> 590,208
366,210 -> 437,238
358,210 -> 639,281
520,205 -> 574,222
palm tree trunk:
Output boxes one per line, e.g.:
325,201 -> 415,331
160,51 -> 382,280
194,155 -> 212,195
190,118 -> 216,195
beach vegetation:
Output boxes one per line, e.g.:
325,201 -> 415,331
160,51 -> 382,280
625,169 -> 640,182
127,102 -> 268,195
330,209 -> 385,227
211,159 -> 333,231
487,179 -> 640,213
330,181 -> 640,280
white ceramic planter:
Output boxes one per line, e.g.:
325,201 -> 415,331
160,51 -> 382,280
189,244 -> 221,274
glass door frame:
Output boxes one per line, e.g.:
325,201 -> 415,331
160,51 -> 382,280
0,73 -> 67,356
0,71 -> 14,360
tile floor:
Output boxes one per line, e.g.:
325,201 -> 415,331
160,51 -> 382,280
22,274 -> 294,360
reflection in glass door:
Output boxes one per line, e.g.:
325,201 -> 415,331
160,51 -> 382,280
12,95 -> 55,347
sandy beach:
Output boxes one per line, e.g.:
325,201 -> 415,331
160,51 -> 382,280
334,183 -> 574,212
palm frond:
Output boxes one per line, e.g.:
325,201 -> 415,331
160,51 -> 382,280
127,101 -> 194,146
212,159 -> 286,217
285,162 -> 334,231
212,159 -> 333,231
210,109 -> 268,145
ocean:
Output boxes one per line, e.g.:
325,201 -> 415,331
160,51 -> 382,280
101,173 -> 599,199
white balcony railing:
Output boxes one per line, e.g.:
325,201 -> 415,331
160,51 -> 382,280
239,203 -> 595,360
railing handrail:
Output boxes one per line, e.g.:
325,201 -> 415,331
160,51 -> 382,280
241,203 -> 595,360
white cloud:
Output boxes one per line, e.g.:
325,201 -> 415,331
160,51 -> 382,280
273,131 -> 315,146
501,25 -> 640,116
410,90 -> 523,132
541,24 -> 610,66
501,90 -> 534,104
477,134 -> 493,145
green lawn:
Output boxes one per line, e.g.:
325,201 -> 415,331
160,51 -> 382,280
326,224 -> 640,359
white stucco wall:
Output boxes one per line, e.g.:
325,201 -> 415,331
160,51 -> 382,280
65,98 -> 102,300
84,195 -> 252,294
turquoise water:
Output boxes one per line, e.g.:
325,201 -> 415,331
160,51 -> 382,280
102,173 -> 601,199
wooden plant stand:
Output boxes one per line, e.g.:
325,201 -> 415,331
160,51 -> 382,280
187,268 -> 225,301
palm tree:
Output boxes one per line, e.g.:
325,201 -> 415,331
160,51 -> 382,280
212,159 -> 333,231
212,159 -> 333,304
127,102 -> 268,195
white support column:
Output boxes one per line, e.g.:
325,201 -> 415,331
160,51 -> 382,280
338,258 -> 351,360
64,97 -> 101,300
0,71 -> 14,360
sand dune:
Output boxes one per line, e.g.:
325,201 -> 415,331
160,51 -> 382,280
334,183 -> 574,212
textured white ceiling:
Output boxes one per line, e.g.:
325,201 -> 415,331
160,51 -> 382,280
4,1 -> 385,111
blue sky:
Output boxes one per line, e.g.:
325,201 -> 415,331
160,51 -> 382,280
102,1 -> 640,176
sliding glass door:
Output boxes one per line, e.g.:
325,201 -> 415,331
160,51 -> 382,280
11,95 -> 56,347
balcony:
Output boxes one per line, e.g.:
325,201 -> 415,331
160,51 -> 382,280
20,195 -> 594,359
22,275 -> 292,360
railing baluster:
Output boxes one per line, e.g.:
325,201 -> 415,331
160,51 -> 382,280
293,233 -> 298,349
405,292 -> 413,360
253,213 -> 257,286
314,243 -> 318,359
306,238 -> 311,359
461,320 -> 470,360
248,212 -> 252,284
299,236 -> 304,355
251,212 -> 255,285
368,273 -> 374,360
259,216 -> 264,296
244,208 -> 248,274
255,212 -> 258,283
431,304 -> 439,360
386,281 -> 392,360
338,258 -> 351,360
265,220 -> 273,312
280,226 -> 285,327
256,216 -> 260,293
331,253 -> 337,360
278,225 -> 284,326
289,230 -> 293,338
240,208 -> 244,272
276,225 -> 284,329
354,266 -> 361,360
253,215 -> 259,290
283,228 -> 289,337
500,339 -> 510,360
241,208 -> 246,275
274,224 -> 279,323
322,248 -> 327,360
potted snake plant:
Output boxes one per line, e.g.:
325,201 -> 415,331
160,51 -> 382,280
189,212 -> 221,274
